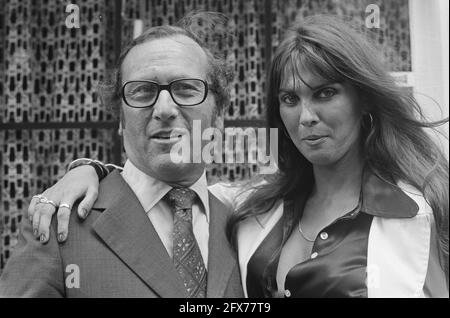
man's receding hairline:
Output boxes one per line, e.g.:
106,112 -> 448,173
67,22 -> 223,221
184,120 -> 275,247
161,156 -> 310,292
120,34 -> 210,78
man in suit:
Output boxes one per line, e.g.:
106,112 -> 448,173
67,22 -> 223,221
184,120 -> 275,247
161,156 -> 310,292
0,16 -> 243,298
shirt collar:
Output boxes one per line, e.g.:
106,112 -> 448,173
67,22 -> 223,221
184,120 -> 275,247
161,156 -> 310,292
121,160 -> 210,222
359,169 -> 419,218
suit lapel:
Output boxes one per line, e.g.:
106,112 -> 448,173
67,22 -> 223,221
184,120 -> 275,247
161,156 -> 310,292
206,192 -> 239,298
92,171 -> 187,298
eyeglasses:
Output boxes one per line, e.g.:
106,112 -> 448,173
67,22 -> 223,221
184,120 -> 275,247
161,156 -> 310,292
122,78 -> 209,108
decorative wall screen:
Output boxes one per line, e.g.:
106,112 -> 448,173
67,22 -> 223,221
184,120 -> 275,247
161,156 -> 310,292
0,0 -> 411,272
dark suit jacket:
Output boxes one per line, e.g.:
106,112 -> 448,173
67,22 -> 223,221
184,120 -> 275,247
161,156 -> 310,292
0,171 -> 243,298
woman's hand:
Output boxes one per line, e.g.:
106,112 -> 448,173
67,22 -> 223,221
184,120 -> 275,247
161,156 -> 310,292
28,165 -> 100,243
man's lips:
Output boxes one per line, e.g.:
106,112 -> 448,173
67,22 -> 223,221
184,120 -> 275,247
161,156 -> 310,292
150,129 -> 186,139
151,134 -> 182,140
149,129 -> 188,146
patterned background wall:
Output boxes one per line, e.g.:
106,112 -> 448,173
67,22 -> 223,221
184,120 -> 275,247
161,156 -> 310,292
0,0 -> 411,272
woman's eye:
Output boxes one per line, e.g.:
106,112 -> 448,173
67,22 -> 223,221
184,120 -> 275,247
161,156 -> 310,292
280,94 -> 298,105
316,88 -> 337,99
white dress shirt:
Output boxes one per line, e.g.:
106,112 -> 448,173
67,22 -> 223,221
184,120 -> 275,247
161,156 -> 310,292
121,160 -> 210,267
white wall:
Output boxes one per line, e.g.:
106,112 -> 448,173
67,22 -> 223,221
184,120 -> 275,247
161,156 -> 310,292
409,0 -> 449,156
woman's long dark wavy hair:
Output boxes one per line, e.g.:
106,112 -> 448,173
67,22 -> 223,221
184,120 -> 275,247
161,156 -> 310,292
226,15 -> 449,295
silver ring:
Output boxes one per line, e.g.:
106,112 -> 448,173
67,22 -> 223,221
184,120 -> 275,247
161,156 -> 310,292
37,196 -> 57,208
32,194 -> 44,200
45,200 -> 57,208
38,196 -> 49,204
59,203 -> 71,210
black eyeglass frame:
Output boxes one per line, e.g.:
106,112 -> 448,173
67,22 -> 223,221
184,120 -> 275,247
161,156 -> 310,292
121,78 -> 209,108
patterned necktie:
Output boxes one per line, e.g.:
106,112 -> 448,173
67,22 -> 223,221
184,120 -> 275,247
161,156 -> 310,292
164,188 -> 207,298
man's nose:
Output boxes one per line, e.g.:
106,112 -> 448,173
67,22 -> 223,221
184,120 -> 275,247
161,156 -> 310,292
152,89 -> 178,121
299,101 -> 319,127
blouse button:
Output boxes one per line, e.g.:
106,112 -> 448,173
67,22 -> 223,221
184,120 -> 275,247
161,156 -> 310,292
311,252 -> 318,259
320,232 -> 328,240
285,289 -> 291,298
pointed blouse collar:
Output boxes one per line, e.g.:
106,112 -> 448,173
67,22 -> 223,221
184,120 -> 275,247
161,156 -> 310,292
359,170 -> 419,218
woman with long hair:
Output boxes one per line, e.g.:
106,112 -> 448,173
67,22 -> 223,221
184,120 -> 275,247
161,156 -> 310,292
26,15 -> 448,297
226,15 -> 448,297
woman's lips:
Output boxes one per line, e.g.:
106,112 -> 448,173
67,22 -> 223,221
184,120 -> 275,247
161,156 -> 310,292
302,135 -> 328,145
